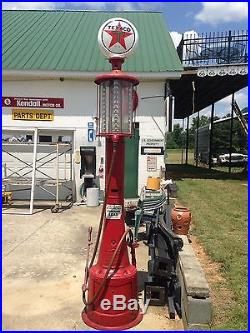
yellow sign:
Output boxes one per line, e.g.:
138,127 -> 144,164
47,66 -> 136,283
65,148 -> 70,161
12,109 -> 54,121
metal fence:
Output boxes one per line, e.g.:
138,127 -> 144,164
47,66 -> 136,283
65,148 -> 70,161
177,30 -> 248,67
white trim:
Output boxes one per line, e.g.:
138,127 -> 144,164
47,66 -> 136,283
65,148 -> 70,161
3,69 -> 182,81
30,128 -> 38,214
3,126 -> 77,131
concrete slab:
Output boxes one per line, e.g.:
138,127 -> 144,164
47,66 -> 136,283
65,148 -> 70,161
3,206 -> 99,331
2,205 -> 183,331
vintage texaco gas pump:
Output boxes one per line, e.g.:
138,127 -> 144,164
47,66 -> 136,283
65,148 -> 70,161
81,18 -> 142,330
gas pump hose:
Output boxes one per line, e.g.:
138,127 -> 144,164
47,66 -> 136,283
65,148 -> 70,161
83,139 -> 126,306
87,140 -> 118,272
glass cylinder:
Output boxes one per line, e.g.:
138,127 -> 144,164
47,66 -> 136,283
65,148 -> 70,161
97,79 -> 134,136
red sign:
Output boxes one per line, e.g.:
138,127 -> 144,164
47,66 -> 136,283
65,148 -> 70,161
2,96 -> 64,109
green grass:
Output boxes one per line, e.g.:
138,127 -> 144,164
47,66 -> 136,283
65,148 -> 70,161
176,177 -> 248,330
213,165 -> 247,174
165,149 -> 194,164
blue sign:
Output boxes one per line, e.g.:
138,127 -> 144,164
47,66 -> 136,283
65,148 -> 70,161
88,122 -> 94,129
88,129 -> 95,142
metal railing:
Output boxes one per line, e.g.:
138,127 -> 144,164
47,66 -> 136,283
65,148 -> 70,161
177,30 -> 248,67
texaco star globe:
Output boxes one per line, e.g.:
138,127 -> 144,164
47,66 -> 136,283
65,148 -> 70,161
98,18 -> 138,59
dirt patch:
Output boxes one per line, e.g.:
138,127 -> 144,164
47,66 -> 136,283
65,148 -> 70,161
190,236 -> 225,284
190,235 -> 235,327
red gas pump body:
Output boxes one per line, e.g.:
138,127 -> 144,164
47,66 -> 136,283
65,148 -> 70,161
82,137 -> 142,330
82,58 -> 142,330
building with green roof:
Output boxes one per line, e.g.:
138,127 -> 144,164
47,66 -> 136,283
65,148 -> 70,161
3,10 -> 182,74
2,10 -> 183,203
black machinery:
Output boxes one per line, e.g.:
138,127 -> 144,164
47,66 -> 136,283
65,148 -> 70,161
131,184 -> 183,319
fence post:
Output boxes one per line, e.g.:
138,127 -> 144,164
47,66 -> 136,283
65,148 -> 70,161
229,93 -> 234,174
196,111 -> 200,167
185,116 -> 189,165
181,118 -> 185,164
227,30 -> 232,64
209,103 -> 215,169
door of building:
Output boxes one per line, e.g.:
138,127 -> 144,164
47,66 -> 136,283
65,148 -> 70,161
124,126 -> 139,198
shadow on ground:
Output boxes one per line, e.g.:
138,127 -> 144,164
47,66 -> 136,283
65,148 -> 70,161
165,164 -> 248,181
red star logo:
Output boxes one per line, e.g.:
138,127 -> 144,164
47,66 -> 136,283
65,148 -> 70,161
104,21 -> 133,50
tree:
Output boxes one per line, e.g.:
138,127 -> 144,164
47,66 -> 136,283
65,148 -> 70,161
188,115 -> 211,149
165,134 -> 178,149
165,111 -> 248,154
190,115 -> 211,131
172,124 -> 184,147
166,124 -> 185,149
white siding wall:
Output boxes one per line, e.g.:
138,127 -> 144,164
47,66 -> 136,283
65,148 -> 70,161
2,78 -> 166,200
136,81 -> 165,194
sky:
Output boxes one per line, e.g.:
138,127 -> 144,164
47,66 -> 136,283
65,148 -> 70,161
2,1 -> 248,122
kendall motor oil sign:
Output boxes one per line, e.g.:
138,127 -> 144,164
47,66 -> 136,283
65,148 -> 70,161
2,96 -> 64,109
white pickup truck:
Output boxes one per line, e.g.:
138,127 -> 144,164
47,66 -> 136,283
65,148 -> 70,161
217,153 -> 248,166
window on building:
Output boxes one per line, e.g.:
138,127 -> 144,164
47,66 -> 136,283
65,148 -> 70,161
26,135 -> 33,142
59,135 -> 71,143
39,135 -> 52,143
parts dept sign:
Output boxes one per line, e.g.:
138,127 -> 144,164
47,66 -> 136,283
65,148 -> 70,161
2,96 -> 64,109
12,109 -> 54,121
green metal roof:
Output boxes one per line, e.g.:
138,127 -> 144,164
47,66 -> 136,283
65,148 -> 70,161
2,10 -> 183,73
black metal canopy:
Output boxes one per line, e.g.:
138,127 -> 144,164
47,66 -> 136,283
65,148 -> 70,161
170,30 -> 248,119
170,71 -> 248,119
